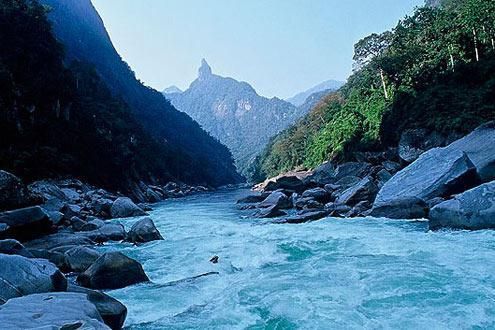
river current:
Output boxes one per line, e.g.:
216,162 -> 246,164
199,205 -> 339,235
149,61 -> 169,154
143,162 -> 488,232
103,189 -> 495,329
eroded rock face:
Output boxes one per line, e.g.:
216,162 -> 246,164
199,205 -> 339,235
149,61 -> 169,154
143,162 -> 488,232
429,181 -> 495,230
0,292 -> 109,329
127,218 -> 163,244
110,197 -> 147,219
0,254 -> 67,304
373,148 -> 479,217
445,121 -> 495,182
77,252 -> 149,290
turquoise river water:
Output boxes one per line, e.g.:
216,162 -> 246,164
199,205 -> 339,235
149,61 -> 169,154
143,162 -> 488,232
103,189 -> 495,329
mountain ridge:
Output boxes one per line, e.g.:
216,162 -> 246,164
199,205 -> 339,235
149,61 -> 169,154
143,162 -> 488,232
286,79 -> 344,107
40,0 -> 242,186
165,60 -> 310,176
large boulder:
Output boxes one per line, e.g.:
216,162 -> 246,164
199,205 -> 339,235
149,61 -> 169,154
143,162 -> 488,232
127,218 -> 163,244
0,170 -> 41,211
0,239 -> 33,257
258,191 -> 292,209
82,223 -> 126,243
304,162 -> 335,185
399,129 -> 446,163
68,284 -> 127,330
110,197 -> 147,219
253,205 -> 286,218
301,188 -> 332,203
0,206 -> 53,241
0,254 -> 67,304
429,181 -> 495,230
370,197 -> 429,219
263,174 -> 307,193
373,148 -> 479,218
0,292 -> 109,329
24,232 -> 94,250
77,252 -> 149,290
446,121 -> 495,182
64,246 -> 102,273
333,162 -> 372,181
336,176 -> 378,206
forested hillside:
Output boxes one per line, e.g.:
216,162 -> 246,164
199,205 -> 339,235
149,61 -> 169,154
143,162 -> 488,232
40,0 -> 242,187
253,0 -> 495,181
0,0 -> 240,195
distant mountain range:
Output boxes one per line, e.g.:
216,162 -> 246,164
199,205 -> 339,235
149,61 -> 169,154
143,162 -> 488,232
166,60 -> 325,175
286,80 -> 344,107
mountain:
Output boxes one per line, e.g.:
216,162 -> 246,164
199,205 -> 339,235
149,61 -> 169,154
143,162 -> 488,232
40,0 -> 242,187
165,60 -> 309,176
163,86 -> 183,94
254,0 -> 495,181
0,0 -> 196,196
286,80 -> 343,107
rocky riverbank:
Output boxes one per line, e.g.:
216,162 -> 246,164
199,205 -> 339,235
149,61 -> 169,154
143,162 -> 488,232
0,172 -> 209,329
240,121 -> 495,230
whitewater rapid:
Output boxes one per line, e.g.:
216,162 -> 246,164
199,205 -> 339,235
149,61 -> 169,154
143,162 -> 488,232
102,189 -> 495,329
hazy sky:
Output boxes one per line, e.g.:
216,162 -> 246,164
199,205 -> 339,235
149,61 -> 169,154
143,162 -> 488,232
92,0 -> 423,99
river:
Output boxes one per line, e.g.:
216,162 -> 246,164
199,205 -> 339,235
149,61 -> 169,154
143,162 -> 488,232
102,189 -> 495,329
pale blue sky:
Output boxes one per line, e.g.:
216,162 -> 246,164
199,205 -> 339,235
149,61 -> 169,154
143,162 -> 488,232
92,0 -> 424,99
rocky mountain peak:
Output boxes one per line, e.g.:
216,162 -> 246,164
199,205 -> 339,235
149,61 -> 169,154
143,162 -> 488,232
198,59 -> 212,79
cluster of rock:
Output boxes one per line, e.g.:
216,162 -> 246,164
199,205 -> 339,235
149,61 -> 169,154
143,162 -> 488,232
242,121 -> 495,230
0,172 -> 168,329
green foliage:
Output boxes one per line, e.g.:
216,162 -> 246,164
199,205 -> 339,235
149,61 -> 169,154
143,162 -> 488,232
252,0 -> 495,182
0,0 -> 241,192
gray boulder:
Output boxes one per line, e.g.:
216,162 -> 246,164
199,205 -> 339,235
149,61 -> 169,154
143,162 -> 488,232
373,148 -> 479,218
371,197 -> 429,219
334,162 -> 372,181
0,292 -> 109,329
0,206 -> 53,241
264,175 -> 306,193
336,176 -> 378,206
127,218 -> 164,244
294,197 -> 324,210
305,162 -> 335,185
0,170 -> 41,211
0,239 -> 33,257
0,254 -> 67,304
110,197 -> 147,218
77,252 -> 149,290
399,129 -> 446,163
446,121 -> 495,182
429,181 -> 495,230
25,232 -> 94,250
324,203 -> 352,217
68,284 -> 127,330
253,205 -> 286,218
65,246 -> 102,273
258,191 -> 292,209
302,188 -> 331,203
82,223 -> 126,243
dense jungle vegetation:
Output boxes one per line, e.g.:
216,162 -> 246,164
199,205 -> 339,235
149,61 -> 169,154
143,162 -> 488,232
251,0 -> 495,181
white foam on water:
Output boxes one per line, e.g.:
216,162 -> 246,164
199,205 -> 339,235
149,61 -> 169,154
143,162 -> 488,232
103,189 -> 495,329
